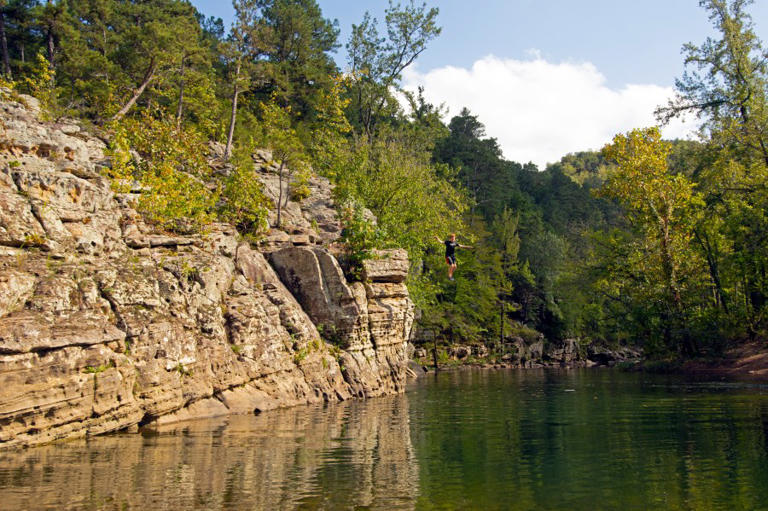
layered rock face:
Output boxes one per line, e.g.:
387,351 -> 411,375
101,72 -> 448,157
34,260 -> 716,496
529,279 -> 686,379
269,247 -> 413,397
0,94 -> 414,448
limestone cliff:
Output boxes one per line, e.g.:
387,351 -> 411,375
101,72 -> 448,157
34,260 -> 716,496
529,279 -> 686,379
0,94 -> 414,448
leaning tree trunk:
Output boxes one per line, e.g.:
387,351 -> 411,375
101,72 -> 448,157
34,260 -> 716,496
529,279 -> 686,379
276,161 -> 285,228
111,58 -> 156,122
223,60 -> 241,160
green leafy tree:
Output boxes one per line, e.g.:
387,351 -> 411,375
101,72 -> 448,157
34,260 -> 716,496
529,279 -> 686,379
346,1 -> 440,137
219,143 -> 271,239
599,127 -> 704,354
306,75 -> 351,179
491,207 -> 520,344
258,97 -> 308,228
658,0 -> 768,166
223,0 -> 271,159
260,0 -> 338,117
659,0 -> 768,340
335,131 -> 467,263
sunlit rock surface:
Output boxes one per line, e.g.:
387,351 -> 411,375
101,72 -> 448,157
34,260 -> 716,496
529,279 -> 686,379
0,94 -> 414,448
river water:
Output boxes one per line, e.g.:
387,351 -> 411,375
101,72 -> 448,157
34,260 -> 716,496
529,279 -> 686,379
1,369 -> 768,510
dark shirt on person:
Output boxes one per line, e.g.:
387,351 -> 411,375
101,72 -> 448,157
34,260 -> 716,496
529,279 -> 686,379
444,240 -> 457,257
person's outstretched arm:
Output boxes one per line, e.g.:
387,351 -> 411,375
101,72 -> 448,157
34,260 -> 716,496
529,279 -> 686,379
434,235 -> 443,243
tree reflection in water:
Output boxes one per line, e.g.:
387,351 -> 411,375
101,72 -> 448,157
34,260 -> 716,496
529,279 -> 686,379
2,370 -> 768,510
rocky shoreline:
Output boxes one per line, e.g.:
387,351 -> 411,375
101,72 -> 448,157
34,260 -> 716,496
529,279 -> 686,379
410,337 -> 641,372
647,342 -> 768,381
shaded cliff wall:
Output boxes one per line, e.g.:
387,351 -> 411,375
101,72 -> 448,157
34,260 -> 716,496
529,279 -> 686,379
0,94 -> 414,448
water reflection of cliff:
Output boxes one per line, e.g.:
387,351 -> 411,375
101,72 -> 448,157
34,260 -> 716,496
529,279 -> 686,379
0,393 -> 419,510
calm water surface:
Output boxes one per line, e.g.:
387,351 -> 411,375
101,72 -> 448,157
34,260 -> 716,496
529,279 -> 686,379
2,369 -> 768,510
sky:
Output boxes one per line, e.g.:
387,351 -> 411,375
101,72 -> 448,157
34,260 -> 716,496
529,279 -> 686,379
190,0 -> 768,167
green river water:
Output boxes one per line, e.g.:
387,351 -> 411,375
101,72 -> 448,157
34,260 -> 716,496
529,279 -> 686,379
1,368 -> 768,510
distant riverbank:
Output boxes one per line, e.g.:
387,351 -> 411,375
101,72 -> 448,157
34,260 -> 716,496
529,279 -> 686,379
599,341 -> 768,381
410,341 -> 768,383
676,342 -> 768,381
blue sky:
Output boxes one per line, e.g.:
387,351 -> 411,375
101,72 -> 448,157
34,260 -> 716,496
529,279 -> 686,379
190,0 -> 768,166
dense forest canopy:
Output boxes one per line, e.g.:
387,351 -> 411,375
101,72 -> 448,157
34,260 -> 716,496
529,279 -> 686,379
3,0 -> 768,360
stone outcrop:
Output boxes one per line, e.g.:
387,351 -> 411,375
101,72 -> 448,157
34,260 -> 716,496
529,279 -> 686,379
586,343 -> 642,367
269,247 -> 414,397
415,335 -> 640,369
0,94 -> 414,448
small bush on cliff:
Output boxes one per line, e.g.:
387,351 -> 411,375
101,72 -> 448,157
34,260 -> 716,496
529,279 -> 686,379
19,54 -> 58,118
318,323 -> 348,348
106,111 -> 217,233
83,361 -> 115,374
338,199 -> 388,281
289,176 -> 312,202
218,143 -> 270,240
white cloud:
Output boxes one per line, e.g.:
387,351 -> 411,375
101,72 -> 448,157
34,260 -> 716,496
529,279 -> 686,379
402,55 -> 698,168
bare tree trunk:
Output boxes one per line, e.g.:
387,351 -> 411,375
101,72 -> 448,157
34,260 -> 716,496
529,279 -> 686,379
176,56 -> 186,127
283,170 -> 293,208
47,29 -> 54,69
223,59 -> 242,160
0,13 -> 11,79
111,58 -> 156,122
499,300 -> 504,345
694,229 -> 729,314
101,26 -> 109,88
276,161 -> 285,228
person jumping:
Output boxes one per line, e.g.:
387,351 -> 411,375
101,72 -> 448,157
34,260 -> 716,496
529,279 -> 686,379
435,233 -> 472,280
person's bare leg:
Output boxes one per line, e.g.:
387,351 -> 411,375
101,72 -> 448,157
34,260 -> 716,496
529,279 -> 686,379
449,263 -> 456,279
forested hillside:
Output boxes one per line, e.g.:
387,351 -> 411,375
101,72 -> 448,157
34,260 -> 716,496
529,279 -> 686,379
3,0 -> 768,361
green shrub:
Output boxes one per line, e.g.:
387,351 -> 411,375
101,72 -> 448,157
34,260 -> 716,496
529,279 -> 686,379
289,180 -> 312,202
218,144 -> 270,239
83,360 -> 115,374
338,199 -> 387,281
293,346 -> 310,364
173,362 -> 192,377
20,54 -> 58,118
508,323 -> 543,344
106,111 -> 217,233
